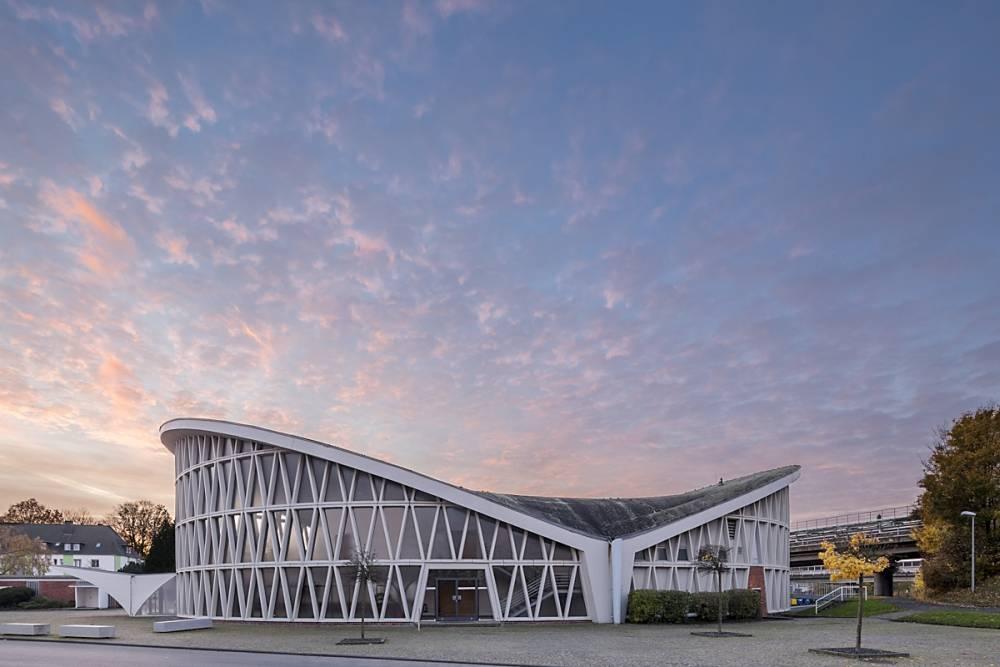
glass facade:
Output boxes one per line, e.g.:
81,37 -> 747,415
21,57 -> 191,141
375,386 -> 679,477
173,434 -> 590,622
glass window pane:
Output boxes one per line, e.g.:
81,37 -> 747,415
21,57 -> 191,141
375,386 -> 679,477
383,507 -> 405,557
430,510 -> 452,559
324,568 -> 344,619
323,463 -> 342,502
492,524 -> 514,560
446,507 -> 466,558
354,507 -> 374,554
398,509 -> 422,559
353,472 -> 375,501
522,533 -> 544,560
383,481 -> 406,501
339,508 -> 357,560
399,565 -> 421,615
413,507 -> 437,554
462,515 -> 482,559
370,510 -> 390,559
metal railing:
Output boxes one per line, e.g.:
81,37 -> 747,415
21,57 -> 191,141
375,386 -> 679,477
815,584 -> 866,614
792,505 -> 917,532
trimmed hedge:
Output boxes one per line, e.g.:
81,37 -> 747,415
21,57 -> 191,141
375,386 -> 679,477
626,590 -> 691,623
18,596 -> 73,609
0,586 -> 36,608
692,589 -> 760,621
627,588 -> 761,624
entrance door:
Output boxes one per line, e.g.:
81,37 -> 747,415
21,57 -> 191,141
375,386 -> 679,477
435,577 -> 479,620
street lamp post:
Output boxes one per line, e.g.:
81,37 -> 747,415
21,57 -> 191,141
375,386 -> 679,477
961,511 -> 977,593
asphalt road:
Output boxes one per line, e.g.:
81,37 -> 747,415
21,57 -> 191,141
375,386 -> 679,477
0,640 -> 515,667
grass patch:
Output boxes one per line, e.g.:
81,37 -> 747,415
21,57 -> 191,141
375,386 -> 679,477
897,610 -> 1000,629
816,599 -> 898,618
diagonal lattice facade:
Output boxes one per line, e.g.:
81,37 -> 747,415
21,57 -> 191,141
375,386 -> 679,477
173,434 -> 589,622
163,418 -> 801,623
630,487 -> 790,611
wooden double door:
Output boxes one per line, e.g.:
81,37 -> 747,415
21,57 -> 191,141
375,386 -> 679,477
435,577 -> 479,621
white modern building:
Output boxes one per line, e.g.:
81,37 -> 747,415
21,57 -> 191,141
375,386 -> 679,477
161,418 -> 799,624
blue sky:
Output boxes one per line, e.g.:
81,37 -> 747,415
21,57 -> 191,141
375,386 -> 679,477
1,0 -> 998,519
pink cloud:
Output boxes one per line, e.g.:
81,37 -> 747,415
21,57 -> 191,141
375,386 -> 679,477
39,182 -> 134,277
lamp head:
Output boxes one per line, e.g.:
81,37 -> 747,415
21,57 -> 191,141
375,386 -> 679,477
961,511 -> 977,517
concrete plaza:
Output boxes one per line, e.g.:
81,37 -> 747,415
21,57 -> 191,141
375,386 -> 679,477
2,609 -> 998,666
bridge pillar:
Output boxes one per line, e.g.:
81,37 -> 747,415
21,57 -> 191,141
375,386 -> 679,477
874,568 -> 894,597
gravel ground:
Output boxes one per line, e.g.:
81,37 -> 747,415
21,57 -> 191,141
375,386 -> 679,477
2,609 -> 999,666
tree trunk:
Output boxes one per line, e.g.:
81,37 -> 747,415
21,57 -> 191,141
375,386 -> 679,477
717,569 -> 724,635
855,574 -> 863,651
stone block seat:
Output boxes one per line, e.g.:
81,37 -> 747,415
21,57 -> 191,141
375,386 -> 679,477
58,624 -> 116,639
153,617 -> 213,633
0,623 -> 50,636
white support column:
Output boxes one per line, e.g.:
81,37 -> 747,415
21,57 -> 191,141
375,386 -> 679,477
610,538 -> 623,624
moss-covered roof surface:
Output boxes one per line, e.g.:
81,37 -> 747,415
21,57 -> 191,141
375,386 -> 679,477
474,465 -> 800,540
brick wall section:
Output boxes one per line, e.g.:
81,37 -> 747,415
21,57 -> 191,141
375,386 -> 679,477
747,566 -> 767,618
2,579 -> 77,604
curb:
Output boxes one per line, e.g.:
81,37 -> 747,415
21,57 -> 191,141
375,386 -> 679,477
0,636 -> 554,667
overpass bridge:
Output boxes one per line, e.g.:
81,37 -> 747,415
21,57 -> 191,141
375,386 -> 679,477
789,505 -> 922,596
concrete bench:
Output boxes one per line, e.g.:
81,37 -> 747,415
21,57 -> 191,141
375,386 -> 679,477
58,624 -> 116,639
0,623 -> 50,636
153,618 -> 213,633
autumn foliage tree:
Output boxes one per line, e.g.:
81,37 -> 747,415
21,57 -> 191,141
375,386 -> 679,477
917,406 -> 1000,591
105,500 -> 171,560
0,526 -> 49,576
1,498 -> 64,524
819,533 -> 890,651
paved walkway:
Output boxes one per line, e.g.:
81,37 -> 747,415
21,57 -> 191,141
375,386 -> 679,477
0,641 -> 508,667
879,597 -> 1000,620
3,608 -> 1000,666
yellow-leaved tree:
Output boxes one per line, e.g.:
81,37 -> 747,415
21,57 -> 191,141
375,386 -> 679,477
818,533 -> 890,651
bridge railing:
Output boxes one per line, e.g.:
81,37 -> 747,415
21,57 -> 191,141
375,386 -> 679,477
792,505 -> 918,532
790,518 -> 921,550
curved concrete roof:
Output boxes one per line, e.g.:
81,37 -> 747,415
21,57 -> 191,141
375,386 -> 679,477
475,465 -> 800,540
160,418 -> 799,541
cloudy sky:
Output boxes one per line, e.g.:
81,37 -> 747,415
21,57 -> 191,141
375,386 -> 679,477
1,1 -> 998,521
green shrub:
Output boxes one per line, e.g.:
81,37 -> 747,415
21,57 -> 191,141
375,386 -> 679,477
17,596 -> 73,609
0,586 -> 36,608
626,589 -> 663,623
692,589 -> 760,621
725,589 -> 761,619
627,589 -> 695,623
657,590 -> 694,623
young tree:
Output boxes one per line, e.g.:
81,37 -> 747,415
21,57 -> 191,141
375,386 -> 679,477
0,526 -> 49,576
1,498 -> 64,524
695,545 -> 731,635
819,533 -> 890,651
346,549 -> 382,640
105,500 -> 171,559
917,406 -> 1000,591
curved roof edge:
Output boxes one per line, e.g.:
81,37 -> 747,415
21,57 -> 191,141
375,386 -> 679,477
160,418 -> 799,542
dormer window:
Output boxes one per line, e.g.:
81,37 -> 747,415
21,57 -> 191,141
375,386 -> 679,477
73,543 -> 81,552
64,544 -> 71,551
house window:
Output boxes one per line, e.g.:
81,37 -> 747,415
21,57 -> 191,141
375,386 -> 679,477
90,559 -> 100,568
53,558 -> 60,565
73,559 -> 81,567
64,544 -> 72,551
73,544 -> 81,552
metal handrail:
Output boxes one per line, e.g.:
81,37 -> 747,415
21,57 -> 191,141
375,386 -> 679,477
814,584 -> 866,614
792,505 -> 917,532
